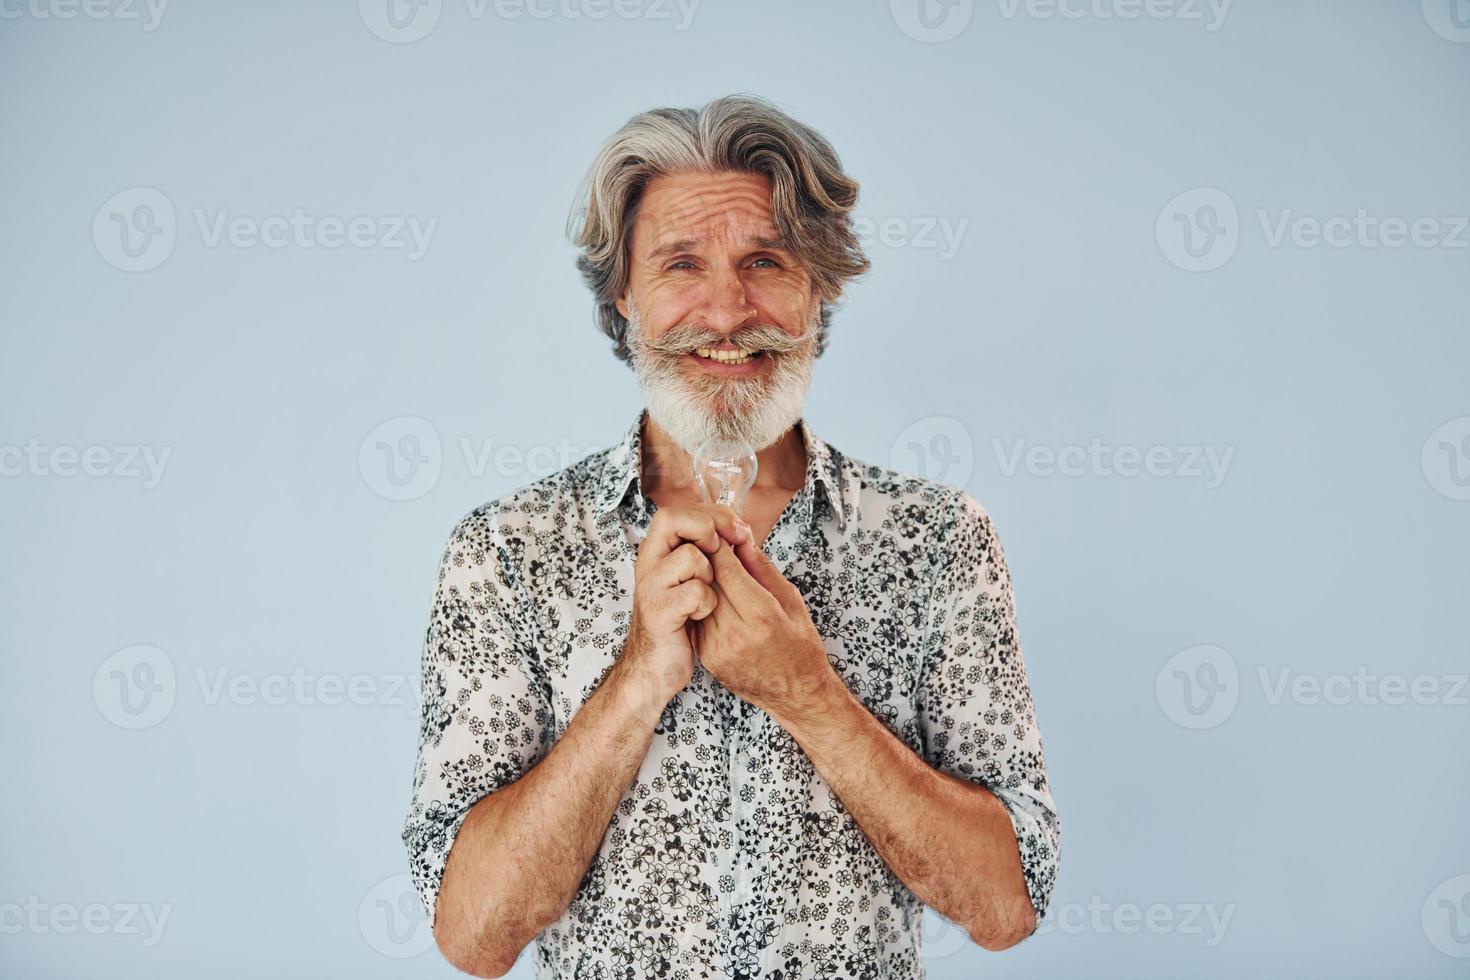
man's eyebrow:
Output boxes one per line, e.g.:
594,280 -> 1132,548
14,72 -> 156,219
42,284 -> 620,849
646,238 -> 700,260
645,235 -> 791,260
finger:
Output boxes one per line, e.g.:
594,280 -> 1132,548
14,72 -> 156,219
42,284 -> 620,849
653,542 -> 715,590
702,563 -> 731,630
707,539 -> 768,615
640,504 -> 752,566
697,583 -> 722,625
668,578 -> 717,622
640,507 -> 721,563
713,505 -> 755,547
671,503 -> 752,549
732,536 -> 803,615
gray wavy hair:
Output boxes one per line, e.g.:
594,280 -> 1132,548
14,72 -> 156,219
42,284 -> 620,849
567,94 -> 871,366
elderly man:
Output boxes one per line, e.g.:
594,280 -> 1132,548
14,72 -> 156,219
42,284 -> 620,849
402,94 -> 1059,980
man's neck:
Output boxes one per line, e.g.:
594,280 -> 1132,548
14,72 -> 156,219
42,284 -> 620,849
640,412 -> 807,497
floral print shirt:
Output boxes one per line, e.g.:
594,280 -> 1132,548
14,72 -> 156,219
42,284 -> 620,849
402,409 -> 1059,979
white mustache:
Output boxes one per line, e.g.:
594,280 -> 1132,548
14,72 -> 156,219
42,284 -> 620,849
637,324 -> 810,358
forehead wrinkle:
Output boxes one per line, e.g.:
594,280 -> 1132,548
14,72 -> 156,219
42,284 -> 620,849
646,234 -> 789,262
636,175 -> 782,256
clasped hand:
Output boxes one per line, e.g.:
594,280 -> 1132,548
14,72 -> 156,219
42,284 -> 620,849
691,509 -> 833,717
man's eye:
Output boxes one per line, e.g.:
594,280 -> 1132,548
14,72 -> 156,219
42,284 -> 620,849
668,260 -> 696,271
751,257 -> 779,269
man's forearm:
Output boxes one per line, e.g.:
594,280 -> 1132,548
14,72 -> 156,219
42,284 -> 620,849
769,671 -> 1038,951
433,654 -> 667,977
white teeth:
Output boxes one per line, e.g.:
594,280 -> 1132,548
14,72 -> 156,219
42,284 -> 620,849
694,347 -> 758,364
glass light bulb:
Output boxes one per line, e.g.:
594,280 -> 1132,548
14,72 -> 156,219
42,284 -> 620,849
692,438 -> 758,516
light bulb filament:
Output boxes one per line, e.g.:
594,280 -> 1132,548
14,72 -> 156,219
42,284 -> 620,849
692,439 -> 758,517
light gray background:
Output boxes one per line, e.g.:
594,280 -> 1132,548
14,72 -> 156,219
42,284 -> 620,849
2,1 -> 1468,977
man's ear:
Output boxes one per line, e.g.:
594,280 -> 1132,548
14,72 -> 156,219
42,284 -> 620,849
615,293 -> 630,321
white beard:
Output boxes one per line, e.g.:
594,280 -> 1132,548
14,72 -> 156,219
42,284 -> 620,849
627,303 -> 818,455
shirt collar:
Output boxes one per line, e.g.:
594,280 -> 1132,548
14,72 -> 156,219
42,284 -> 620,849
593,408 -> 848,531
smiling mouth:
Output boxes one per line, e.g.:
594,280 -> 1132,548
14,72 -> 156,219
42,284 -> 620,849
691,347 -> 765,365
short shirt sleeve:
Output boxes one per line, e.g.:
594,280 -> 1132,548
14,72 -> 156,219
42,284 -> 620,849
915,490 -> 1060,924
401,505 -> 554,926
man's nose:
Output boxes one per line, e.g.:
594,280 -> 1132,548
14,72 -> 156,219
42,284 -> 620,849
698,265 -> 757,335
